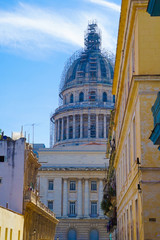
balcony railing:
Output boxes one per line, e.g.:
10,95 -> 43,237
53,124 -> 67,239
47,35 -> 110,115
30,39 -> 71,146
24,190 -> 56,218
53,101 -> 114,116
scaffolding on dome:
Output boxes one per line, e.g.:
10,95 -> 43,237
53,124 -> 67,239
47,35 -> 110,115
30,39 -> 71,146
49,22 -> 115,147
59,49 -> 83,102
84,20 -> 101,51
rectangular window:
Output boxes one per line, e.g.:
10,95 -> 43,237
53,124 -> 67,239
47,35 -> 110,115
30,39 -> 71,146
70,181 -> 76,191
48,180 -> 54,190
69,202 -> 76,216
91,181 -> 97,191
91,201 -> 97,216
48,200 -> 53,211
0,156 -> 5,162
130,205 -> 133,240
0,178 -> 2,184
128,133 -> 131,172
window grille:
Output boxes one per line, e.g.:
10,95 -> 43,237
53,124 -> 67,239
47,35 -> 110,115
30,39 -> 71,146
91,201 -> 97,216
70,202 -> 76,215
70,181 -> 76,191
91,181 -> 97,191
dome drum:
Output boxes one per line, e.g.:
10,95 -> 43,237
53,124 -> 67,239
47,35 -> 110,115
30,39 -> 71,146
53,111 -> 110,146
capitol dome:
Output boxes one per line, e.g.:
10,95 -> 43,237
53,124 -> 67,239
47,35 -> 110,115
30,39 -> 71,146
50,22 -> 115,147
60,23 -> 114,93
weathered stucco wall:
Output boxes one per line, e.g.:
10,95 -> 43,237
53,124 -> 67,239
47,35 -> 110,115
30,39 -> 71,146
0,138 -> 25,214
0,206 -> 24,240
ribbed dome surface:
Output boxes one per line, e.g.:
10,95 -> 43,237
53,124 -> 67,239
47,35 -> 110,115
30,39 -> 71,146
60,23 -> 114,93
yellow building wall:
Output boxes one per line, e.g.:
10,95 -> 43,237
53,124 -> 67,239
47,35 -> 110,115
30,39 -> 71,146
0,206 -> 24,240
113,1 -> 160,240
138,10 -> 160,74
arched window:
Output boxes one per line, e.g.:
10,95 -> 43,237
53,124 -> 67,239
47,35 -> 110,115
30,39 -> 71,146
79,92 -> 84,102
70,94 -> 74,103
103,92 -> 107,102
90,229 -> 99,240
68,229 -> 77,240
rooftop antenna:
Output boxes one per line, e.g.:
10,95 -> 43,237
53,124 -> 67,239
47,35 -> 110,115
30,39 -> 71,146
32,123 -> 35,145
21,126 -> 23,137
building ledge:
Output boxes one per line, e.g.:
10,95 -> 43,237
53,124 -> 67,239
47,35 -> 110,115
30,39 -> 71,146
39,166 -> 106,171
52,101 -> 114,117
24,190 -> 59,224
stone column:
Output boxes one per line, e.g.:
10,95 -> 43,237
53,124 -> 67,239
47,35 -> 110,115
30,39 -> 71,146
73,114 -> 75,139
77,179 -> 82,217
96,114 -> 99,138
88,114 -> 90,138
61,118 -> 64,141
54,120 -> 56,144
63,179 -> 68,216
84,179 -> 89,217
98,179 -> 104,216
80,114 -> 83,138
57,119 -> 59,141
104,115 -> 107,139
67,116 -> 69,139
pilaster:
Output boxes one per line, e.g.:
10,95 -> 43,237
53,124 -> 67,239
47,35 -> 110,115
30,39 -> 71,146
63,179 -> 68,217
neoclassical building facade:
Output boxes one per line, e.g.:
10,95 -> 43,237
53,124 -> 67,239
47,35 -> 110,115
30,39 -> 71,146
38,22 -> 114,240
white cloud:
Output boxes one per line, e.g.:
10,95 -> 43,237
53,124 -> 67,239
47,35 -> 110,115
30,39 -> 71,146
88,0 -> 120,12
0,2 -> 119,56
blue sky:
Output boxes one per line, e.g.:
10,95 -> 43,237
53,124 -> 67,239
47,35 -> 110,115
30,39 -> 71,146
0,0 -> 121,147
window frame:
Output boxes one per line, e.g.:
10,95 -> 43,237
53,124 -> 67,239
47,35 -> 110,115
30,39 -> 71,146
48,200 -> 53,211
70,180 -> 76,191
69,201 -> 76,216
91,181 -> 97,191
91,201 -> 97,217
48,179 -> 54,191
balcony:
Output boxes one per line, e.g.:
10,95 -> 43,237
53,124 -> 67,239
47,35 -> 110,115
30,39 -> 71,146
24,190 -> 56,219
